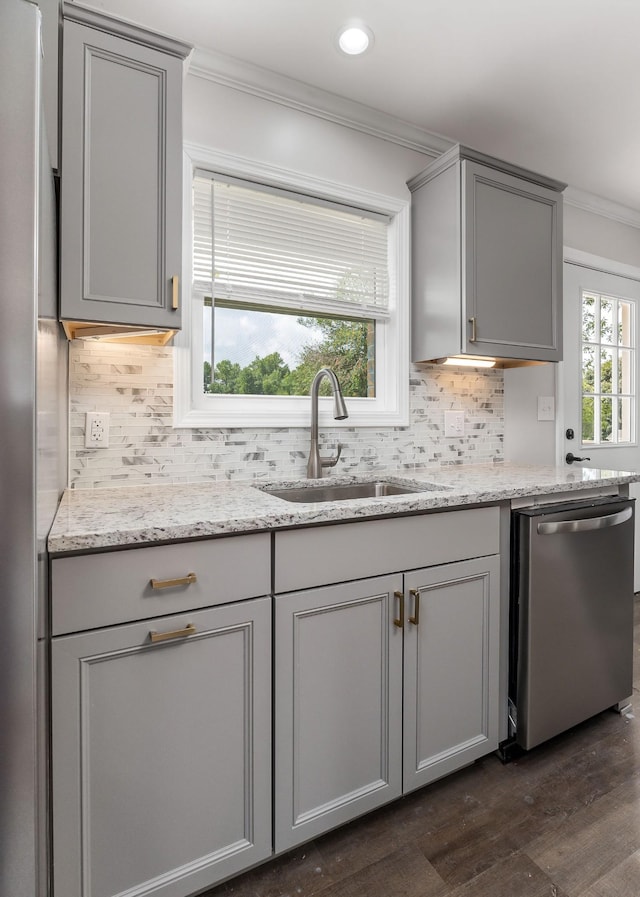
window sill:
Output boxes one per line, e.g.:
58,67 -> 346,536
174,398 -> 410,429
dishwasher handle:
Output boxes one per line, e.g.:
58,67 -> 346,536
537,504 -> 632,535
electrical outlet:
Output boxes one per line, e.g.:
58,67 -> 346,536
85,412 -> 110,448
444,410 -> 465,438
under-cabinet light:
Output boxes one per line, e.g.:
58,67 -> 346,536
441,356 -> 497,368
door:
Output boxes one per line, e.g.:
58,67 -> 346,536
61,21 -> 183,329
561,256 -> 640,586
51,599 -> 272,897
403,556 -> 500,793
462,161 -> 562,361
274,576 -> 403,852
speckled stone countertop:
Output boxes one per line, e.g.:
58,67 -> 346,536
47,462 -> 640,555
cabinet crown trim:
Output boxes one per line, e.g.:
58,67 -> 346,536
408,143 -> 567,194
62,2 -> 192,59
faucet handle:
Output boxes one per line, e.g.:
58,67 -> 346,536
321,443 -> 342,469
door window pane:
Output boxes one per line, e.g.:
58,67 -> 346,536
600,297 -> 614,344
618,349 -> 633,394
582,396 -> 594,442
619,300 -> 633,347
600,347 -> 613,393
582,295 -> 596,341
600,397 -> 613,442
618,397 -> 632,442
582,345 -> 595,393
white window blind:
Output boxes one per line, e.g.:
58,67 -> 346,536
193,173 -> 390,319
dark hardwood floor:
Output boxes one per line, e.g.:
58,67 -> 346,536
202,598 -> 640,897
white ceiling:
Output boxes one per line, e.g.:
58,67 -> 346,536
76,0 -> 640,213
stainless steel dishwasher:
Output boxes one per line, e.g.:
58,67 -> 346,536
509,495 -> 634,751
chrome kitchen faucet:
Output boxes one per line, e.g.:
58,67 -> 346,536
307,368 -> 348,478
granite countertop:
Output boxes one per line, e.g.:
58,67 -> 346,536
47,462 -> 640,555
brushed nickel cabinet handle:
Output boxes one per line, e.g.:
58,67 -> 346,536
150,572 -> 197,590
393,590 -> 405,628
468,316 -> 477,342
149,623 -> 196,643
171,275 -> 179,311
409,589 -> 420,626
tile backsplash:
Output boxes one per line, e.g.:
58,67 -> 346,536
68,341 -> 504,488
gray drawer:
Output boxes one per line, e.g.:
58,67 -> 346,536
51,533 -> 271,634
274,507 -> 499,592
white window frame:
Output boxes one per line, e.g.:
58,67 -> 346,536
174,144 -> 410,429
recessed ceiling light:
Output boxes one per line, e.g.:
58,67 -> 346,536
336,23 -> 374,56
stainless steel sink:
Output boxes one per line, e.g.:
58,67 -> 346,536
262,480 -> 444,503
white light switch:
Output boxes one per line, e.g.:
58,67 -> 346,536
537,396 -> 555,421
444,410 -> 465,437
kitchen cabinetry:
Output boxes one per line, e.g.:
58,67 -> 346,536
51,535 -> 272,897
273,508 -> 500,851
403,556 -> 500,792
60,4 -> 191,334
408,144 -> 565,365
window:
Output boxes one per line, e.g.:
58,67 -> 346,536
581,291 -> 635,444
174,146 -> 409,428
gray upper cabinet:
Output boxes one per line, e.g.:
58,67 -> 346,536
409,145 -> 566,364
60,4 -> 191,331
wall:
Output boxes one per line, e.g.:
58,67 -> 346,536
68,341 -> 503,488
68,71 -> 507,488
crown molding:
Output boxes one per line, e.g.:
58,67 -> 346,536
63,2 -> 192,58
188,46 -> 453,157
563,247 -> 640,282
564,186 -> 640,230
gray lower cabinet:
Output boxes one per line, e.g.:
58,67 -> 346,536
60,4 -> 191,331
408,143 -> 565,364
274,553 -> 500,852
274,575 -> 404,852
51,598 -> 272,897
403,556 -> 500,793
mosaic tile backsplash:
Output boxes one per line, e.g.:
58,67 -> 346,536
68,341 -> 504,489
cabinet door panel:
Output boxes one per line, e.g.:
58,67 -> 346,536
403,556 -> 500,792
463,162 -> 562,360
86,49 -> 162,305
61,22 -> 183,328
52,599 -> 271,897
275,576 -> 403,851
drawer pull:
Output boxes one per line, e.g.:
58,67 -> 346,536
150,572 -> 197,590
393,590 -> 404,628
409,589 -> 421,626
149,623 -> 196,643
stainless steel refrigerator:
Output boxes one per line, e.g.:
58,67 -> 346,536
1,1 -> 67,894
